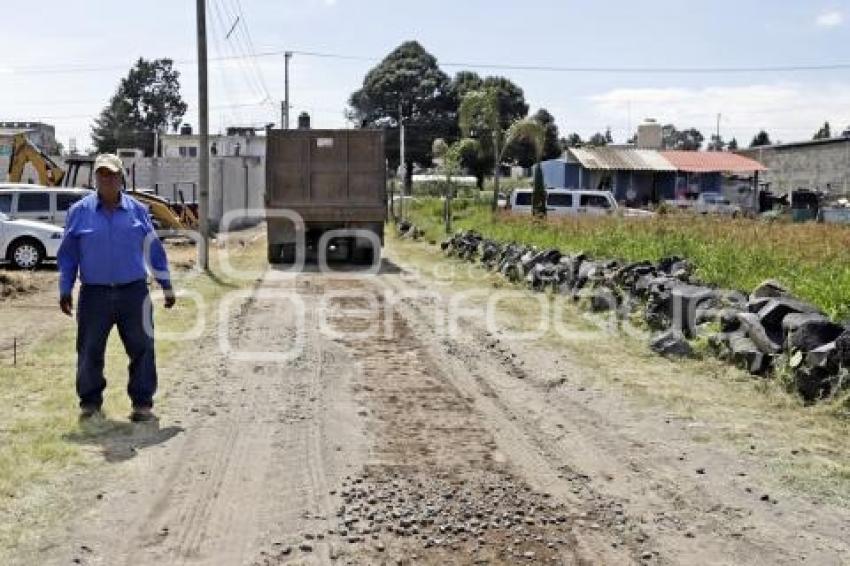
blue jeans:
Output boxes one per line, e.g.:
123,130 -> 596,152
76,280 -> 157,409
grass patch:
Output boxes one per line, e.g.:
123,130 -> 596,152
406,199 -> 850,320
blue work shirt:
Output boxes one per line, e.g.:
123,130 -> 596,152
57,191 -> 172,296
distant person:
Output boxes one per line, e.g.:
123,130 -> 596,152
57,153 -> 176,422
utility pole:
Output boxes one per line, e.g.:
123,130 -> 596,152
196,0 -> 210,270
716,113 -> 721,149
492,131 -> 500,212
399,102 -> 406,218
283,51 -> 292,129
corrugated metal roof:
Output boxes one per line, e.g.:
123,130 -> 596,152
567,147 -> 677,171
661,150 -> 767,173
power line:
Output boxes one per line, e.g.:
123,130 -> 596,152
4,48 -> 850,76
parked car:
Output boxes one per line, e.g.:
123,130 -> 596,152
0,185 -> 90,227
666,192 -> 741,217
509,188 -> 618,216
0,211 -> 64,269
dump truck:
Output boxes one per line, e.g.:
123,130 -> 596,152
265,129 -> 386,263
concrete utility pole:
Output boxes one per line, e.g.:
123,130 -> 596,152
492,131 -> 500,212
283,51 -> 292,129
196,0 -> 210,270
399,102 -> 406,218
716,113 -> 721,148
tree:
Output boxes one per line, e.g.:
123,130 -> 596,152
91,58 -> 187,156
604,127 -> 614,144
532,163 -> 546,218
588,132 -> 609,146
727,137 -> 739,151
661,124 -> 704,150
450,71 -> 483,101
560,133 -> 583,149
459,90 -> 543,209
813,121 -> 831,140
504,108 -> 561,166
481,76 -> 529,130
347,41 -> 456,183
750,130 -> 772,147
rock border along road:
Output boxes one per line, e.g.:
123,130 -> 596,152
25,247 -> 850,566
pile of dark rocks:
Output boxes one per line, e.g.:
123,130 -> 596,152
441,229 -> 850,403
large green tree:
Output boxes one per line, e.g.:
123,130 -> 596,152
348,41 -> 456,182
450,70 -> 484,101
481,76 -> 529,130
91,58 -> 187,156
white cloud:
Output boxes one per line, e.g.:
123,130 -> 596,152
816,10 -> 844,27
588,83 -> 850,144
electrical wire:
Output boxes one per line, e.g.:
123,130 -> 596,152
4,48 -> 850,76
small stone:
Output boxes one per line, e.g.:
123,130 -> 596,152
299,543 -> 313,552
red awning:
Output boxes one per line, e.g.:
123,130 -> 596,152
661,151 -> 767,173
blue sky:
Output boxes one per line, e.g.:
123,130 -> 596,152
2,0 -> 849,151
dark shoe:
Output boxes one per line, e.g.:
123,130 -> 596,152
79,405 -> 103,421
130,406 -> 158,423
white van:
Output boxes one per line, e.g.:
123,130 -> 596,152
508,188 -> 617,216
0,185 -> 90,228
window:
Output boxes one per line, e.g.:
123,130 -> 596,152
514,192 -> 532,206
17,192 -> 50,213
547,193 -> 573,207
189,147 -> 198,157
57,193 -> 83,211
0,194 -> 11,213
179,146 -> 198,157
580,194 -> 612,208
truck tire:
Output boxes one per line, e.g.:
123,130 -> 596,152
352,245 -> 378,265
267,244 -> 283,264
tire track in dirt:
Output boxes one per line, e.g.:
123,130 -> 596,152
248,272 -> 631,565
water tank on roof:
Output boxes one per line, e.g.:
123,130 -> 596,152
180,123 -> 193,136
298,112 -> 311,130
637,118 -> 662,149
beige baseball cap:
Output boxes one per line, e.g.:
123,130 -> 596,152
94,153 -> 123,174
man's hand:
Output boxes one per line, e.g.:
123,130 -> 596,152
59,294 -> 73,316
163,288 -> 177,309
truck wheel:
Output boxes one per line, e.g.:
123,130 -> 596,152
280,244 -> 296,263
8,238 -> 44,270
352,246 -> 377,265
267,244 -> 283,264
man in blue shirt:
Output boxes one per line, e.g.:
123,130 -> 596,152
58,154 -> 176,422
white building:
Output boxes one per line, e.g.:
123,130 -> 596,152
160,127 -> 266,159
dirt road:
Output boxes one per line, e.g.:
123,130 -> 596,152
15,241 -> 850,565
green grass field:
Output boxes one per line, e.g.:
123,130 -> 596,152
407,199 -> 850,320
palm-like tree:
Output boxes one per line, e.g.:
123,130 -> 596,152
458,89 -> 545,211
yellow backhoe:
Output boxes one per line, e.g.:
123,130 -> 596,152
6,133 -> 65,186
7,133 -> 198,231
